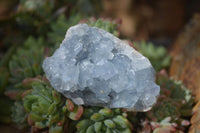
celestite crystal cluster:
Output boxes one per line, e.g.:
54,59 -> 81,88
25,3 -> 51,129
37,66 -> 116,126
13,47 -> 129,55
42,24 -> 160,111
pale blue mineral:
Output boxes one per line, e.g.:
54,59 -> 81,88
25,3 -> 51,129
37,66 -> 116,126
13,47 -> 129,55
42,24 -> 160,111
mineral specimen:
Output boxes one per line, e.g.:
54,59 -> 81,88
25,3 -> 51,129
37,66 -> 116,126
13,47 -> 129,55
42,24 -> 160,111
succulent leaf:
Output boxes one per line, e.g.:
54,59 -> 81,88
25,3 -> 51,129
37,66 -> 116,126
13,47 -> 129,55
104,119 -> 116,128
76,119 -> 94,131
94,121 -> 102,132
91,113 -> 104,122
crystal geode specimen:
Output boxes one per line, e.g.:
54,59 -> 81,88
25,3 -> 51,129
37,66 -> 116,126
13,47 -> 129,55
42,24 -> 160,111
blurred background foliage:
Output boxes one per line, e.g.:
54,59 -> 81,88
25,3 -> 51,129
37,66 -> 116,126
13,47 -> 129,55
0,0 -> 200,132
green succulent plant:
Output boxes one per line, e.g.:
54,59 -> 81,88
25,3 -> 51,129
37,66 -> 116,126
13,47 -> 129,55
48,14 -> 82,49
16,0 -> 54,37
11,100 -> 29,130
23,79 -> 83,133
47,16 -> 119,50
84,18 -> 120,37
133,41 -> 171,71
23,80 -> 65,132
0,48 -> 15,124
147,72 -> 194,123
161,80 -> 193,104
151,117 -> 189,133
9,37 -> 46,84
0,46 -> 16,68
76,108 -> 133,133
159,77 -> 194,117
5,37 -> 49,100
148,97 -> 180,122
0,46 -> 16,95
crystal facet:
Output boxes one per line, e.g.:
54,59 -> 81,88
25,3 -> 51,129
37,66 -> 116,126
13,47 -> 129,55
42,24 -> 160,111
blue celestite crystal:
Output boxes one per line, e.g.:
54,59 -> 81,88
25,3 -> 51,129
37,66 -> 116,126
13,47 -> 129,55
42,24 -> 160,111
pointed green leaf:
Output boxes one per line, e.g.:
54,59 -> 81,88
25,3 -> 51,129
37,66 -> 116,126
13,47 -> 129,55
76,119 -> 93,131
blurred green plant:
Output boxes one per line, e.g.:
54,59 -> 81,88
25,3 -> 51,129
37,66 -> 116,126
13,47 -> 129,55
47,16 -> 120,50
0,67 -> 9,95
71,0 -> 103,17
133,41 -> 171,71
48,14 -> 82,49
0,46 -> 16,68
149,98 -> 181,122
84,18 -> 121,37
0,48 -> 15,125
11,100 -> 29,130
1,0 -> 102,52
0,46 -> 16,95
18,0 -> 54,17
5,37 -> 49,100
0,96 -> 12,124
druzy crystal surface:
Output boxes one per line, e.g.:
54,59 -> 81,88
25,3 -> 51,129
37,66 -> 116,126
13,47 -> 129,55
42,24 -> 160,111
